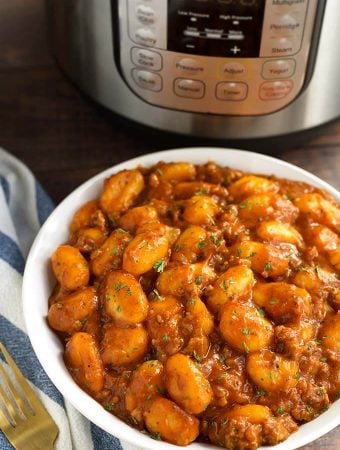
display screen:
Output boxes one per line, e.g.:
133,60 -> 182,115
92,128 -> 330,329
167,0 -> 266,57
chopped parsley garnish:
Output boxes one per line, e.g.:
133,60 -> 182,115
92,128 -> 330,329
315,265 -> 322,278
315,338 -> 323,345
264,261 -> 273,272
193,350 -> 202,364
116,304 -> 122,313
269,298 -> 278,305
257,307 -> 265,317
241,328 -> 251,336
210,234 -> 222,245
243,342 -> 250,354
197,240 -> 206,250
239,202 -> 248,209
153,259 -> 166,273
111,247 -> 120,256
104,402 -> 113,411
113,282 -> 127,291
149,289 -> 161,300
256,389 -> 266,397
195,188 -> 208,195
187,299 -> 196,305
150,432 -> 162,441
195,275 -> 203,285
277,406 -> 285,415
162,335 -> 170,343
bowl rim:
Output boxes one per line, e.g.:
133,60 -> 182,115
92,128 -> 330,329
22,147 -> 340,450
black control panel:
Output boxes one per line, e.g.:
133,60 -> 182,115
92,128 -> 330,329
168,0 -> 266,57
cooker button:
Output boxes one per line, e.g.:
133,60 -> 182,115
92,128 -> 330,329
175,58 -> 205,76
174,79 -> 205,99
216,82 -> 248,101
132,69 -> 162,92
259,80 -> 293,100
268,37 -> 297,56
262,59 -> 295,79
269,14 -> 302,35
220,62 -> 247,79
131,47 -> 162,71
136,5 -> 156,25
134,28 -> 157,47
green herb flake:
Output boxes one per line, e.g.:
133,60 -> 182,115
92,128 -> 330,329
113,282 -> 127,291
55,303 -> 63,310
257,307 -> 265,317
153,259 -> 166,273
150,289 -> 161,300
247,251 -> 257,259
126,287 -> 132,296
187,299 -> 196,305
193,350 -> 202,365
293,373 -> 300,380
277,406 -> 285,415
155,168 -> 163,177
156,385 -> 164,394
283,194 -> 294,201
111,247 -> 120,256
104,402 -> 113,411
210,234 -> 222,245
315,265 -> 322,278
197,240 -> 206,250
239,203 -> 248,209
256,389 -> 266,397
268,372 -> 274,380
317,388 -> 325,398
211,420 -> 218,431
243,342 -> 250,354
162,335 -> 170,343
241,328 -> 251,336
264,261 -> 273,272
315,338 -> 323,345
195,188 -> 208,195
297,266 -> 309,273
116,228 -> 127,234
195,275 -> 203,285
269,298 -> 278,305
150,432 -> 162,441
116,304 -> 122,313
236,247 -> 242,256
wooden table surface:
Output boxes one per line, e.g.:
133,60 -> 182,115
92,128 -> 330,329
0,1 -> 339,449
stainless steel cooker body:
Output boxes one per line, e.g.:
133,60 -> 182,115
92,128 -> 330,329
47,0 -> 340,139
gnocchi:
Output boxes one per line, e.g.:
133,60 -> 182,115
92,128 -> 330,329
48,161 -> 340,449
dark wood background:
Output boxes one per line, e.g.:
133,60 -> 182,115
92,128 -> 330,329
0,1 -> 339,448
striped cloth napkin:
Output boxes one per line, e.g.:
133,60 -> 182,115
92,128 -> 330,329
0,148 -> 141,450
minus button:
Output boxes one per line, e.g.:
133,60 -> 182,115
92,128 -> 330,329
206,33 -> 222,39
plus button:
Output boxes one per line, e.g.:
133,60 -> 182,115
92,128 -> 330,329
230,45 -> 241,55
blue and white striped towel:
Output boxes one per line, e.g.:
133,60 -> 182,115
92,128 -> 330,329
0,148 -> 142,450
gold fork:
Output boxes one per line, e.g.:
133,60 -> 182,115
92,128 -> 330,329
0,342 -> 58,450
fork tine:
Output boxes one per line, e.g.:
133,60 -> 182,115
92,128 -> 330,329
0,406 -> 12,429
0,342 -> 43,413
0,379 -> 19,426
0,364 -> 31,417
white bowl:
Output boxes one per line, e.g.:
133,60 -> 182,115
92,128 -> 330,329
23,148 -> 340,450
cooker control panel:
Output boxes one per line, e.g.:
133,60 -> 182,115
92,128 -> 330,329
116,0 -> 318,115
